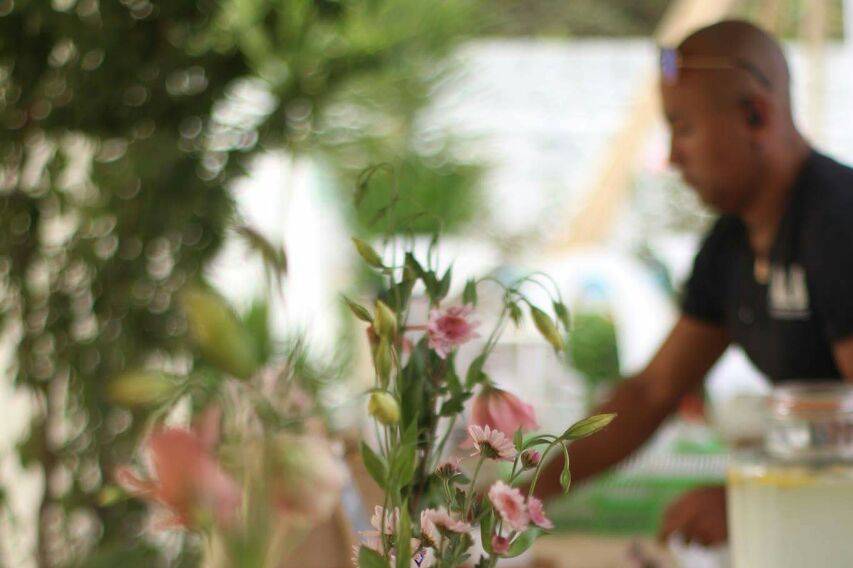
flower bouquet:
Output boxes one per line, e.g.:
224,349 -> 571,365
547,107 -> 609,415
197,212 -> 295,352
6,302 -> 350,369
345,227 -> 614,567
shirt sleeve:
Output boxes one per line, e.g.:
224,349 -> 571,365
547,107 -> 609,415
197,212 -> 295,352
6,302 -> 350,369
806,202 -> 853,342
680,219 -> 729,325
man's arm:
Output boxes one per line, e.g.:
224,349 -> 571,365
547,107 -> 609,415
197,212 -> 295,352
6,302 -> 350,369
531,315 -> 729,499
834,335 -> 853,379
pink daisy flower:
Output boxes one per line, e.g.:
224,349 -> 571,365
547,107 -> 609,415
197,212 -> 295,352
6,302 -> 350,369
419,508 -> 471,547
370,505 -> 399,535
467,425 -> 517,461
488,481 -> 529,531
427,305 -> 480,359
527,496 -> 554,530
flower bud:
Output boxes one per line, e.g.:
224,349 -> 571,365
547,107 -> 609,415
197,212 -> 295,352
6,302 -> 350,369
108,371 -> 179,407
435,458 -> 462,478
373,300 -> 397,339
368,391 -> 400,425
352,237 -> 384,268
530,306 -> 564,352
181,286 -> 259,380
520,450 -> 541,470
373,338 -> 394,387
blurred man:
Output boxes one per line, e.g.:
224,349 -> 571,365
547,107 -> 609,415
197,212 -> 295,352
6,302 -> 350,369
534,20 -> 853,545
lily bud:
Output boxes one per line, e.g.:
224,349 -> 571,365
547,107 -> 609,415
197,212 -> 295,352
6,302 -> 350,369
180,286 -> 259,380
108,371 -> 179,407
352,237 -> 384,268
368,391 -> 400,425
373,338 -> 394,388
373,300 -> 397,339
530,306 -> 564,352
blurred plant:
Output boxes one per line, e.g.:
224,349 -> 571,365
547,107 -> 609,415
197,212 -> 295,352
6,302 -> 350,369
0,0 -> 481,564
568,312 -> 621,398
110,284 -> 348,567
344,176 -> 615,567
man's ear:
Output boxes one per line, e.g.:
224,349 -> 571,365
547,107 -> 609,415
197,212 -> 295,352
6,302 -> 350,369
739,97 -> 770,129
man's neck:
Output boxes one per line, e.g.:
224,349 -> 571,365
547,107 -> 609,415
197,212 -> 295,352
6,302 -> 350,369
741,136 -> 812,254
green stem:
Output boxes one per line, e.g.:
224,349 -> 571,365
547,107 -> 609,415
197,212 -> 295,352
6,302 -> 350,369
430,415 -> 457,472
527,440 -> 560,497
464,455 -> 486,519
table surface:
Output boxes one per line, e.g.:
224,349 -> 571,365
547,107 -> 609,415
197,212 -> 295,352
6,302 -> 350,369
532,534 -> 676,568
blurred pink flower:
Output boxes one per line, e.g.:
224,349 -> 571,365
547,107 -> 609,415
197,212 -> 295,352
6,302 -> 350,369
419,508 -> 471,547
427,305 -> 479,358
488,481 -> 529,532
491,534 -> 511,555
467,425 -> 516,461
270,434 -> 347,524
353,537 -> 433,568
116,426 -> 240,530
434,457 -> 462,478
470,386 -> 538,439
412,547 -> 436,567
527,496 -> 554,529
370,505 -> 399,535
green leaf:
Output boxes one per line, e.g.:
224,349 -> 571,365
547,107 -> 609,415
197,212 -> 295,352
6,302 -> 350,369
463,278 -> 478,306
508,301 -> 523,326
437,266 -> 452,300
390,421 -> 418,488
396,504 -> 412,568
358,546 -> 390,568
352,237 -> 384,268
360,441 -> 387,490
513,428 -> 524,452
561,413 -> 616,441
380,278 -> 415,314
404,253 -> 427,281
553,300 -> 571,331
480,512 -> 494,554
505,528 -> 542,558
465,353 -> 487,388
438,391 -> 471,417
342,295 -> 373,322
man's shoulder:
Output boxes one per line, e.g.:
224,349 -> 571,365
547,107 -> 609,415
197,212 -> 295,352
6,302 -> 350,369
803,152 -> 853,216
799,152 -> 853,263
701,215 -> 742,249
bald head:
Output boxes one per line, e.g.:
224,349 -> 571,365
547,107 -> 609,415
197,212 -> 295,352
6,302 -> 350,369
677,20 -> 792,111
659,20 -> 809,215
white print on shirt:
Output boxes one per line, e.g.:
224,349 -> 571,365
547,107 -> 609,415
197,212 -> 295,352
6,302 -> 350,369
769,264 -> 811,320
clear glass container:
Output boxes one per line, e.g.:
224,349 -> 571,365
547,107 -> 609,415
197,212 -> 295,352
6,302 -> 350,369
727,383 -> 853,567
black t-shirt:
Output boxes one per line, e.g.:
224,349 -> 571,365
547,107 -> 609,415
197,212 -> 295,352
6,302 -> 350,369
681,151 -> 853,382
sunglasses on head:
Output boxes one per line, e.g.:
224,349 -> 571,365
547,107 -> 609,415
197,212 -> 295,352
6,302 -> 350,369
658,47 -> 771,89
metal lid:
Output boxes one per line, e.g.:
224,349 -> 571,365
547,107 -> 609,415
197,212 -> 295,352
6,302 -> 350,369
765,383 -> 853,462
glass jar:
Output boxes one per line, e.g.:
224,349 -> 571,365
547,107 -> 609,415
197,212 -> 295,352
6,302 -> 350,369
727,383 -> 853,567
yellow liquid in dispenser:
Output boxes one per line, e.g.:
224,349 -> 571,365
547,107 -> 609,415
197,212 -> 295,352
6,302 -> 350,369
727,463 -> 853,567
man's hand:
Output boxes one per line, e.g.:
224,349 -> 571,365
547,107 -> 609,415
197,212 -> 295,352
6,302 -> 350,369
658,485 -> 727,546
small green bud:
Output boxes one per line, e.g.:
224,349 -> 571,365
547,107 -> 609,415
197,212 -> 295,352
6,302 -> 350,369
368,391 -> 400,425
531,306 -> 564,352
107,371 -> 179,407
352,237 -> 384,268
373,300 -> 397,339
374,338 -> 394,387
